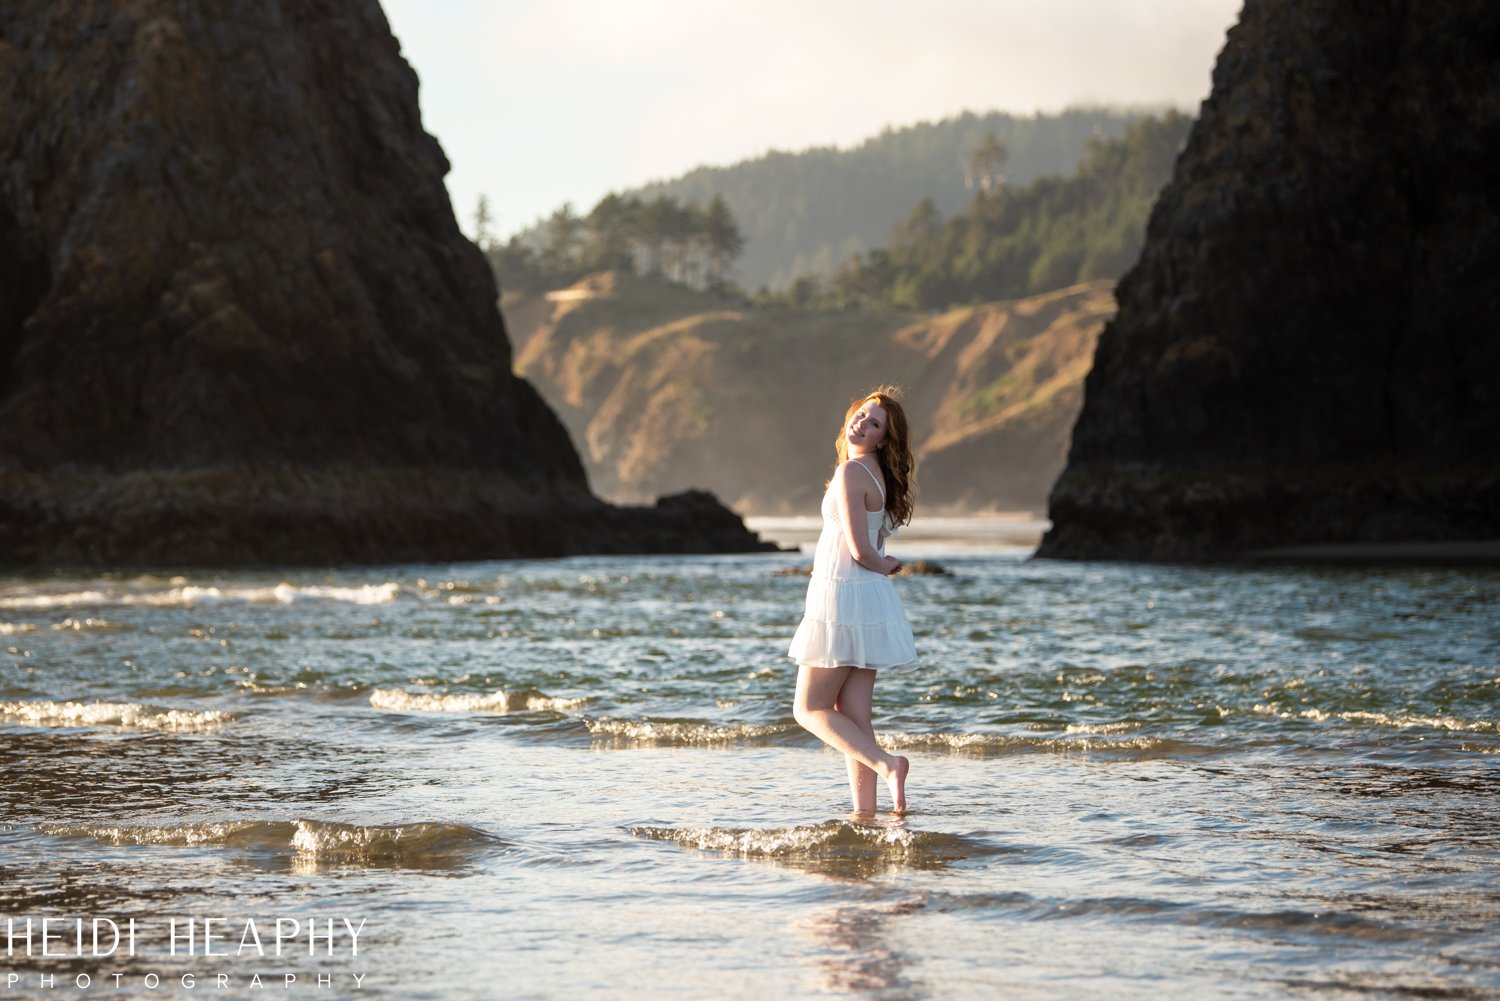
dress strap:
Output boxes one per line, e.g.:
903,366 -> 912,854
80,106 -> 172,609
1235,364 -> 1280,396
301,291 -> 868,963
850,459 -> 885,502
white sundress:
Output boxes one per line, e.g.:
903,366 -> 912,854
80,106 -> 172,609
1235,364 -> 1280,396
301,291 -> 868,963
787,460 -> 919,671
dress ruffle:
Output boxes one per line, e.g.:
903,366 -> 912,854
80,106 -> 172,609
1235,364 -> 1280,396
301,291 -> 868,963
788,568 -> 918,671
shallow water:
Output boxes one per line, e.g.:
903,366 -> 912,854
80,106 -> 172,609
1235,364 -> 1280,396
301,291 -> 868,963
1,534 -> 1497,999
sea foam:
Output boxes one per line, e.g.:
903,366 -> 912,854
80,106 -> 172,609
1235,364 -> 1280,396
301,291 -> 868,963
0,582 -> 399,610
0,699 -> 233,732
289,819 -> 503,865
629,821 -> 984,872
1252,704 -> 1496,733
369,687 -> 585,714
584,718 -> 790,746
39,819 -> 502,868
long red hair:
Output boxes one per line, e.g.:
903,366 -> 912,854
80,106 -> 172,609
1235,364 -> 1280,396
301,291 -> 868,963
834,386 -> 914,528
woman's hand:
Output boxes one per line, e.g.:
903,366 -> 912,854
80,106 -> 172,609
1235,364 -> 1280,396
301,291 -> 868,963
882,556 -> 903,576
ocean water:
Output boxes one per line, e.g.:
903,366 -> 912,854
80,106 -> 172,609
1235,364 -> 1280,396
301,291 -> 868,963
1,526 -> 1497,999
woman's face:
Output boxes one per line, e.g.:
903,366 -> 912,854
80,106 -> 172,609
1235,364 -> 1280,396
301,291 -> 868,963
845,401 -> 889,452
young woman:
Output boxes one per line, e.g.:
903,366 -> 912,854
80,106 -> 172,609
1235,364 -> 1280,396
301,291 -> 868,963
788,387 -> 918,814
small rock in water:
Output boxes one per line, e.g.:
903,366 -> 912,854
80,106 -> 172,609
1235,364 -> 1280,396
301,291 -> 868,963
772,560 -> 953,577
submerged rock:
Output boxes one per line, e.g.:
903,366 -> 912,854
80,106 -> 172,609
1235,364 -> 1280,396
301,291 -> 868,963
897,560 -> 953,577
1039,0 -> 1500,561
772,558 -> 952,578
0,0 -> 770,564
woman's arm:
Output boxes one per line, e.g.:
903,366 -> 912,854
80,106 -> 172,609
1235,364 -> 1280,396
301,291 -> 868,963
836,463 -> 902,575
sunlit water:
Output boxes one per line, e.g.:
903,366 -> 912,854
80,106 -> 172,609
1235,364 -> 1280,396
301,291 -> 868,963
2,528 -> 1497,999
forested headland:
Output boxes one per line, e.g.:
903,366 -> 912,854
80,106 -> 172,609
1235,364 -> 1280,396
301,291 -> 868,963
767,112 -> 1193,310
492,106 -> 1165,295
486,110 -> 1190,313
483,193 -> 744,296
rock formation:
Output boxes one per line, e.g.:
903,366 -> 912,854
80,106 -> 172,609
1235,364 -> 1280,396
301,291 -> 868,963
1039,0 -> 1500,560
0,0 -> 770,564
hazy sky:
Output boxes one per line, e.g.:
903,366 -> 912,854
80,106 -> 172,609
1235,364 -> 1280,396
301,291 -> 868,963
379,0 -> 1243,240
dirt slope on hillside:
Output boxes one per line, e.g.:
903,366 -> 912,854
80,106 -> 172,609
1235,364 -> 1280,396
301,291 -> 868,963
508,273 -> 1112,515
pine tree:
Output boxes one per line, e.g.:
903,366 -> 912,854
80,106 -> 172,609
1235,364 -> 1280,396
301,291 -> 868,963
703,195 -> 745,289
965,134 -> 1009,194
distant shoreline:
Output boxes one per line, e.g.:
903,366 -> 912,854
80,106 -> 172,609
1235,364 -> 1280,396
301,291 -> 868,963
749,517 -> 1500,564
747,515 -> 1048,553
1240,540 -> 1500,565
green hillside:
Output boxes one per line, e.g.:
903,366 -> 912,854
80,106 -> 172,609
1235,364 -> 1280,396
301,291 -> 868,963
777,112 -> 1195,310
511,107 -> 1160,293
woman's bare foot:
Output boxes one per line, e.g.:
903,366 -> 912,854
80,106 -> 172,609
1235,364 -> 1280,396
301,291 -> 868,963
885,755 -> 909,813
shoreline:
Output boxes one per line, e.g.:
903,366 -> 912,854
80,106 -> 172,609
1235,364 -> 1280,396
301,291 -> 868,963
750,516 -> 1500,565
1239,540 -> 1500,564
747,515 -> 1049,554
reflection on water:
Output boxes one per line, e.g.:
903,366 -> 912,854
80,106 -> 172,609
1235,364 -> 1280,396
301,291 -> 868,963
799,898 -> 926,999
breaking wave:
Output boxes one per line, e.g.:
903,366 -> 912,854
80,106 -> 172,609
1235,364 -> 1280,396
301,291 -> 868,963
40,820 -> 295,851
2,617 -> 121,634
585,718 -> 793,746
878,730 -> 1219,758
630,820 -> 984,872
0,582 -> 399,610
39,819 -> 503,869
0,699 -> 233,732
369,687 -> 585,714
288,819 -> 504,865
1252,704 -> 1497,733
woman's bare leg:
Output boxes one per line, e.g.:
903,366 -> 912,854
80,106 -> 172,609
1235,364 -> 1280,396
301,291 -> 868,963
794,665 -> 909,813
835,668 -> 878,814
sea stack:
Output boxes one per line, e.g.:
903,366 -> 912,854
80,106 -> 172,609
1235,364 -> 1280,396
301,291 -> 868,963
1039,0 -> 1499,560
0,0 -> 770,564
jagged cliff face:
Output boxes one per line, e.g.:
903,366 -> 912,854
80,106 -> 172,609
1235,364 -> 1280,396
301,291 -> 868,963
0,1 -> 767,563
0,0 -> 580,475
1039,0 -> 1500,560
